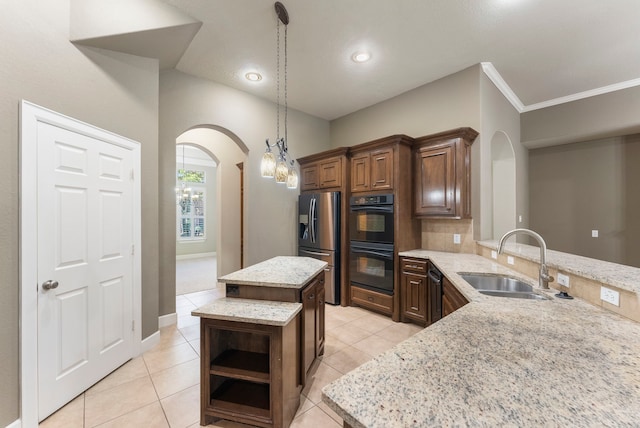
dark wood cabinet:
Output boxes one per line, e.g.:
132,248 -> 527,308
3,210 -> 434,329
442,275 -> 468,317
350,286 -> 393,316
301,273 -> 325,379
414,127 -> 478,218
300,164 -> 319,191
300,155 -> 344,191
350,148 -> 393,192
224,270 -> 324,386
200,317 -> 299,428
319,156 -> 343,189
400,263 -> 428,325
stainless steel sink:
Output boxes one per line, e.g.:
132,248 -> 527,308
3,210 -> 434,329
458,273 -> 548,300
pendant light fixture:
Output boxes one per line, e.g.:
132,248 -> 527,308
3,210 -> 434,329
260,2 -> 298,189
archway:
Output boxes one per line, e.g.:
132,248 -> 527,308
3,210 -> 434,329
491,131 -> 517,239
175,127 -> 248,295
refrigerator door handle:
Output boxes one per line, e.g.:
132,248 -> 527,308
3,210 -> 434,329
310,197 -> 317,244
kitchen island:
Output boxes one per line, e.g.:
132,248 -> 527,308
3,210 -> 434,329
193,256 -> 327,428
322,251 -> 640,427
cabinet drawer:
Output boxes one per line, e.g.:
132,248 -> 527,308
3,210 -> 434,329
350,286 -> 393,316
401,258 -> 427,274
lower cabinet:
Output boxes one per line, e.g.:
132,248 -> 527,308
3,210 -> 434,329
350,285 -> 393,316
442,276 -> 469,317
400,258 -> 428,325
200,318 -> 300,428
301,274 -> 325,382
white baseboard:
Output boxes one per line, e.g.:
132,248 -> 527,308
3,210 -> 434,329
6,419 -> 21,428
159,312 -> 177,328
140,330 -> 160,354
176,251 -> 216,261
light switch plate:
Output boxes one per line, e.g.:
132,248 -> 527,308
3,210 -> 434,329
557,273 -> 570,287
600,286 -> 620,306
453,234 -> 461,244
507,256 -> 515,265
592,229 -> 599,238
491,250 -> 497,259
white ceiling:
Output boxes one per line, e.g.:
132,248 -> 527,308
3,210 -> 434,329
159,0 -> 640,120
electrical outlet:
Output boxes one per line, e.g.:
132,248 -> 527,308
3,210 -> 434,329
518,215 -> 523,223
453,234 -> 461,244
592,230 -> 599,238
507,256 -> 515,265
557,273 -> 570,287
491,250 -> 497,259
600,287 -> 620,306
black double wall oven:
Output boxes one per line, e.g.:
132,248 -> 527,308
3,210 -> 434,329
349,194 -> 394,295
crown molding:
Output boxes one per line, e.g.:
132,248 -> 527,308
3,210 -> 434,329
481,62 -> 640,114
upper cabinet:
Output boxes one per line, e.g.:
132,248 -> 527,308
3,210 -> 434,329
298,148 -> 349,192
351,148 -> 394,193
414,127 -> 478,218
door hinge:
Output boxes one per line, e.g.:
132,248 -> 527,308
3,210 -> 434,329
130,169 -> 134,181
131,244 -> 135,255
131,320 -> 135,332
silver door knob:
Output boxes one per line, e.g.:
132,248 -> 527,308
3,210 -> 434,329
42,280 -> 59,290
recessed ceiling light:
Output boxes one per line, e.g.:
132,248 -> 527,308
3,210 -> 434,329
245,72 -> 262,82
351,51 -> 371,63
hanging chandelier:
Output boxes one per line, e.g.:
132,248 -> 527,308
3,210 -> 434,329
260,2 -> 298,189
175,144 -> 194,207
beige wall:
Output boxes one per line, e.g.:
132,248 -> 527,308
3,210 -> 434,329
521,86 -> 640,148
330,66 -> 482,148
529,135 -> 640,268
479,72 -> 527,240
159,70 -> 331,316
0,0 -> 160,424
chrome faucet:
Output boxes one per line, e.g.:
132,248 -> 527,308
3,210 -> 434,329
497,228 -> 554,289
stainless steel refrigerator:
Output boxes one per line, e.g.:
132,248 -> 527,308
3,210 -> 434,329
298,192 -> 340,305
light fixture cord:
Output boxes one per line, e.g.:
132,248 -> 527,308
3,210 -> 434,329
276,17 -> 281,142
284,23 -> 288,153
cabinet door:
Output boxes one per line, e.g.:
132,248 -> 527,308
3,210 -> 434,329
315,280 -> 325,355
370,148 -> 394,190
351,153 -> 370,192
319,157 -> 342,188
301,164 -> 319,191
401,272 -> 427,324
415,142 -> 456,217
442,276 -> 468,317
301,281 -> 316,375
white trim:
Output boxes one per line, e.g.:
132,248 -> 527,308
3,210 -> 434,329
140,331 -> 161,354
176,155 -> 217,168
480,62 -> 640,114
520,77 -> 640,112
6,419 -> 21,428
176,251 -> 217,260
19,100 -> 142,427
481,62 -> 525,112
159,312 -> 177,327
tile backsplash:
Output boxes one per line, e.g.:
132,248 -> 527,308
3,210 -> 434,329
421,219 -> 474,253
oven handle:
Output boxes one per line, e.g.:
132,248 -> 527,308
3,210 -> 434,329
351,247 -> 394,260
349,205 -> 394,213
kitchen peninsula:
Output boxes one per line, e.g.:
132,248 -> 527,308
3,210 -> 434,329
322,251 -> 640,427
192,256 -> 327,428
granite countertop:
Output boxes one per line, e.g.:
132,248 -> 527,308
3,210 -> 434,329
478,240 -> 640,295
218,256 -> 327,289
322,251 -> 640,427
192,298 -> 302,326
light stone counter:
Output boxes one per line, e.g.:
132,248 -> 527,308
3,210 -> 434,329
478,240 -> 640,295
218,256 -> 327,289
322,251 -> 640,427
192,298 -> 301,326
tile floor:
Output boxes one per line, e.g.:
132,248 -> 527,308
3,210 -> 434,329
40,284 -> 423,428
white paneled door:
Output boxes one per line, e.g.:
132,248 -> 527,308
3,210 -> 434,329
36,121 -> 135,420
